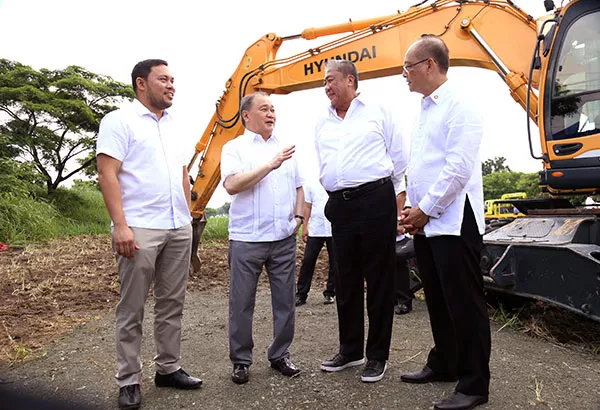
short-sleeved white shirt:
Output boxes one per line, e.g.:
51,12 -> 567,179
96,99 -> 191,230
304,182 -> 332,237
221,130 -> 304,242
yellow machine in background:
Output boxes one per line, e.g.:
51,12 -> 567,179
484,192 -> 527,222
187,0 -> 600,321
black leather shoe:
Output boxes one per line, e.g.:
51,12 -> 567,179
321,353 -> 365,372
270,357 -> 301,376
155,368 -> 202,390
231,364 -> 249,384
118,384 -> 140,410
434,392 -> 488,410
394,303 -> 412,315
323,295 -> 335,305
295,295 -> 306,306
400,366 -> 456,384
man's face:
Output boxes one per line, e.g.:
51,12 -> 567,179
243,94 -> 276,137
324,68 -> 354,108
140,64 -> 175,111
402,45 -> 431,95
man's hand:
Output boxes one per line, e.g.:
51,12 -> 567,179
302,226 -> 309,243
400,206 -> 429,235
397,220 -> 406,235
113,224 -> 140,259
268,145 -> 295,170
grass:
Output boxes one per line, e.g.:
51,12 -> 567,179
203,215 -> 229,240
0,185 -> 110,246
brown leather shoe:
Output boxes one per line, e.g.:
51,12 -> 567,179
434,392 -> 488,410
118,384 -> 140,410
400,366 -> 457,384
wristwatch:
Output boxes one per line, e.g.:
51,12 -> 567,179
294,215 -> 305,222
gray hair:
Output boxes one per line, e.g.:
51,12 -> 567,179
239,91 -> 269,127
325,60 -> 359,90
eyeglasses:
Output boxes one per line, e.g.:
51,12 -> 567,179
403,57 -> 430,74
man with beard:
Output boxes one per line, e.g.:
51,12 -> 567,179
97,59 -> 202,410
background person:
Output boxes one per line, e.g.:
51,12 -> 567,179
295,180 -> 336,306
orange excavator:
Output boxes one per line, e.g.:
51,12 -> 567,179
187,0 -> 600,321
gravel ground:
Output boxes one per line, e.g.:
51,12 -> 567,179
2,285 -> 600,410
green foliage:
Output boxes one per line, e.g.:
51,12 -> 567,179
0,157 -> 45,198
202,216 -> 229,240
483,171 -> 541,200
204,207 -> 218,218
0,184 -> 110,245
482,156 -> 511,176
0,59 -> 134,193
216,202 -> 231,215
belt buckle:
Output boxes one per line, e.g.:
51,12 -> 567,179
342,190 -> 352,201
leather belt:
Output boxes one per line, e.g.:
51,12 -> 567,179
327,177 -> 391,201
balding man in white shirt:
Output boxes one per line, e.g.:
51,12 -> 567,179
316,60 -> 408,383
97,59 -> 202,410
399,35 -> 491,410
221,92 -> 304,385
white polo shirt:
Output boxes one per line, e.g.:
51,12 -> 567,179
314,94 -> 408,195
96,99 -> 191,230
221,130 -> 304,242
304,182 -> 332,237
407,80 -> 485,237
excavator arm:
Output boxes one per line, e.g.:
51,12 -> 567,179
188,0 -> 545,220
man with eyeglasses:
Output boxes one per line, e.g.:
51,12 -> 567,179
399,35 -> 491,410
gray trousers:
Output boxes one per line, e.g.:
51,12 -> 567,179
228,235 -> 297,366
114,224 -> 192,387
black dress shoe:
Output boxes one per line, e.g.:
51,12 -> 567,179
232,364 -> 249,384
155,368 -> 202,389
394,303 -> 412,315
295,295 -> 306,306
118,384 -> 140,410
434,392 -> 488,410
400,366 -> 456,384
270,357 -> 301,376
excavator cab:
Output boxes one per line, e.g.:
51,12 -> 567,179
540,0 -> 600,193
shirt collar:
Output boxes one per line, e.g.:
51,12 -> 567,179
423,79 -> 451,106
243,128 -> 278,143
131,98 -> 171,119
327,93 -> 366,117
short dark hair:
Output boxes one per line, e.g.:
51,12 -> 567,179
418,34 -> 449,74
131,59 -> 168,93
325,60 -> 359,90
239,91 -> 269,127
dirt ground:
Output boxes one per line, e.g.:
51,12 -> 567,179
1,236 -> 600,410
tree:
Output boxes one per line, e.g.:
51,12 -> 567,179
482,156 -> 511,176
0,59 -> 134,193
482,171 -> 541,200
216,202 -> 231,215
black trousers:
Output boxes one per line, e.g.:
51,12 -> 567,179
325,179 -> 397,361
414,198 -> 491,396
395,237 -> 414,306
296,236 -> 335,299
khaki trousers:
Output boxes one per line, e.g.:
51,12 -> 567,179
114,224 -> 192,387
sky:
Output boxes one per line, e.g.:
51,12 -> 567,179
0,0 -> 556,208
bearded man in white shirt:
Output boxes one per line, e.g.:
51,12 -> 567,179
221,92 -> 305,385
315,60 -> 408,383
97,59 -> 202,410
399,35 -> 491,410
